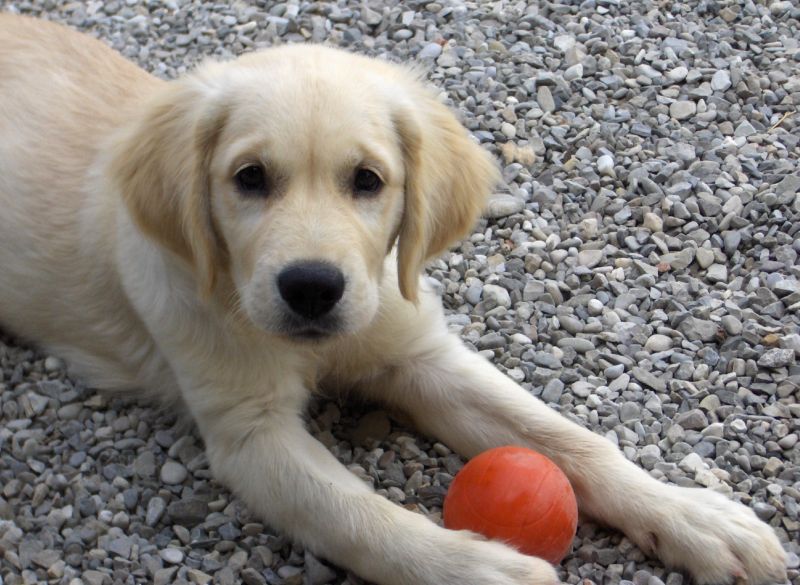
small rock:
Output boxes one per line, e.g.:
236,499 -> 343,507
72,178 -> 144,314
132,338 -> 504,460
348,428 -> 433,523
706,264 -> 728,283
776,175 -> 799,201
241,568 -> 267,585
674,409 -> 709,431
44,356 -> 64,372
352,411 -> 391,445
483,284 -> 511,308
500,122 -> 516,139
167,498 -> 209,527
160,548 -> 184,565
667,66 -> 688,82
711,70 -> 731,91
578,249 -> 603,268
587,299 -> 604,315
553,34 -> 576,52
187,569 -> 213,585
670,100 -> 696,120
541,379 -> 565,403
753,502 -> 777,521
639,445 -> 662,469
730,419 -> 748,433
643,212 -> 663,233
160,460 -> 187,485
305,552 -> 338,585
537,85 -> 555,112
631,367 -> 667,392
597,155 -> 615,177
436,50 -> 457,68
758,349 -> 794,368
82,571 -> 109,585
780,333 -> 800,356
695,248 -> 714,269
604,364 -> 625,380
485,195 -> 524,219
557,337 -> 595,353
564,63 -> 583,81
734,121 -> 756,137
580,218 -> 599,239
154,568 -> 178,585
417,43 -> 442,60
620,402 -> 641,422
720,316 -> 743,336
134,451 -> 156,478
659,248 -> 694,270
146,497 -> 166,527
679,452 -> 708,474
107,537 -> 132,559
678,317 -> 718,342
644,334 -> 673,352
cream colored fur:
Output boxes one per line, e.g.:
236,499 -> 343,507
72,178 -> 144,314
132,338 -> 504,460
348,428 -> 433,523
0,14 -> 787,585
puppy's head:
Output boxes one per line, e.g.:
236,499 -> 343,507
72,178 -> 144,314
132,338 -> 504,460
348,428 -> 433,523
111,45 -> 498,341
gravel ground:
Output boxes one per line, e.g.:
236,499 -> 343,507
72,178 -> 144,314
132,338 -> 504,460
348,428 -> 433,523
1,1 -> 799,585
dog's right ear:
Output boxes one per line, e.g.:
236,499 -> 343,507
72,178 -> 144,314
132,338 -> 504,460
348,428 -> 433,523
392,89 -> 500,303
108,77 -> 229,296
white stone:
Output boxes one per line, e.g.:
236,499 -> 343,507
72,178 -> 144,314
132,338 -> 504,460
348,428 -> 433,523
578,249 -> 603,267
537,85 -> 555,112
643,212 -> 663,232
722,195 -> 743,214
44,356 -> 64,372
781,333 -> 800,356
564,63 -> 583,81
485,195 -> 524,219
696,248 -> 715,269
679,452 -> 708,474
645,334 -> 673,352
554,34 -> 576,52
711,70 -> 731,91
587,299 -> 603,315
418,43 -> 442,59
730,419 -> 747,433
667,66 -> 688,82
707,263 -> 728,283
436,50 -> 457,68
580,217 -> 598,239
670,100 -> 696,120
160,548 -> 184,565
159,460 -> 187,485
597,154 -> 615,177
482,284 -> 511,308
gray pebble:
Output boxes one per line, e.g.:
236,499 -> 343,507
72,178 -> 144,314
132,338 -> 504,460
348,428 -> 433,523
160,460 -> 188,485
160,547 -> 184,565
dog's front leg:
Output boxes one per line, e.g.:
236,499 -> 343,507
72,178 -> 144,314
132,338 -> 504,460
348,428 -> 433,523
354,331 -> 787,585
187,381 -> 558,585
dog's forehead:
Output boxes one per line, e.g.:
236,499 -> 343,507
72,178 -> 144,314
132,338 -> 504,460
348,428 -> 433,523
226,47 -> 400,128
217,52 -> 403,169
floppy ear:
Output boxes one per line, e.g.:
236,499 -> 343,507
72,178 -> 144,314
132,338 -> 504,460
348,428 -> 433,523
108,78 -> 229,296
394,92 -> 500,302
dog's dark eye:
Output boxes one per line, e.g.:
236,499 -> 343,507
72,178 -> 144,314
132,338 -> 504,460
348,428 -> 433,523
235,164 -> 269,196
353,169 -> 383,197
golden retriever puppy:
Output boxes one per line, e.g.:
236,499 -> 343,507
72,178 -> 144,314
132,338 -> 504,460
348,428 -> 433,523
0,13 -> 787,585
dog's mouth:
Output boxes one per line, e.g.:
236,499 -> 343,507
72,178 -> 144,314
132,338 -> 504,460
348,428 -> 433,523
278,315 -> 343,342
291,327 -> 334,341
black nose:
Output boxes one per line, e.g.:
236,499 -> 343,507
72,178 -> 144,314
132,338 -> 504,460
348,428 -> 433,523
277,261 -> 345,320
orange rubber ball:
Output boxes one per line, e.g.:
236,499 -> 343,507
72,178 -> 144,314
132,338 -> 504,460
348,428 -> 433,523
443,446 -> 578,565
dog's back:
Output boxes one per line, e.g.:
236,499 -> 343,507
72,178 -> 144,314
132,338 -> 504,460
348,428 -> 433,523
0,14 -> 166,390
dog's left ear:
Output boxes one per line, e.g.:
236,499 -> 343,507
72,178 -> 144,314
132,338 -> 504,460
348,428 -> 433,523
393,91 -> 500,302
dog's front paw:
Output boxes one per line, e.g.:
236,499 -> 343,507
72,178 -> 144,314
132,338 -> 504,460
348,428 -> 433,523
441,530 -> 560,585
625,486 -> 787,585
